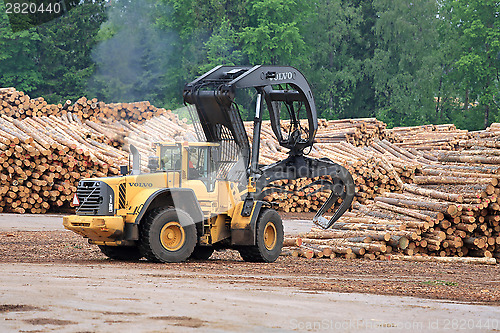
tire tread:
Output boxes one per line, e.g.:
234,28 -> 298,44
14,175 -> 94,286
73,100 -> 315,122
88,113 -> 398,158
238,209 -> 283,263
138,207 -> 197,263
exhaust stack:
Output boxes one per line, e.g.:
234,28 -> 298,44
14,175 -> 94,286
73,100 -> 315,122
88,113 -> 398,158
130,144 -> 141,175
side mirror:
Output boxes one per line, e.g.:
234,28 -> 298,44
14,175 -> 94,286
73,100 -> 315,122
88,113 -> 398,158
120,165 -> 129,175
148,156 -> 159,172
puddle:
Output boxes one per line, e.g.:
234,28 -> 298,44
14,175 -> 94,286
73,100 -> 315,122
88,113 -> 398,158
24,318 -> 77,326
150,315 -> 206,328
0,304 -> 42,313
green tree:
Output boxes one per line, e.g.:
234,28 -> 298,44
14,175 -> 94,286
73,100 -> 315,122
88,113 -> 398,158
0,1 -> 107,103
155,0 -> 249,107
433,2 -> 480,130
440,0 -> 500,129
35,1 -> 107,103
369,0 -> 442,127
239,0 -> 306,65
301,0 -> 372,119
342,0 -> 378,119
161,0 -> 247,38
0,2 -> 42,93
199,18 -> 242,73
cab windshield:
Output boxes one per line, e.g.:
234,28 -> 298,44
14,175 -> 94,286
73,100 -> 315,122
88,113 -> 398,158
159,146 -> 181,171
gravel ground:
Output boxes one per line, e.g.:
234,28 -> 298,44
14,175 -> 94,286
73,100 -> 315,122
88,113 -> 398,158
1,230 -> 499,305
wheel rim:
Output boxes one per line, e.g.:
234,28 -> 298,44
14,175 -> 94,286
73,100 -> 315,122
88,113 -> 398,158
160,222 -> 185,251
263,222 -> 277,250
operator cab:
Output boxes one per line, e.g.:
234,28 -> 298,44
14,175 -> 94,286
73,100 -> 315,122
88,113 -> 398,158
155,142 -> 219,192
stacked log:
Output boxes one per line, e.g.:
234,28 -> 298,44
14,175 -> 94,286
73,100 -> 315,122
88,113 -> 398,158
243,119 -> 415,213
285,152 -> 500,262
387,123 -> 470,151
0,88 -> 167,124
313,118 -> 395,146
0,88 -> 60,119
260,154 -> 403,213
0,114 -> 128,213
484,123 -> 500,135
67,97 -> 167,124
244,118 -> 394,154
284,180 -> 499,262
276,124 -> 500,262
0,90 -> 203,214
282,217 -> 410,260
371,176 -> 500,260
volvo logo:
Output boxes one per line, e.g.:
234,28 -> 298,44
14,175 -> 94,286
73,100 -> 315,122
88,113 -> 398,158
129,182 -> 153,187
269,71 -> 294,81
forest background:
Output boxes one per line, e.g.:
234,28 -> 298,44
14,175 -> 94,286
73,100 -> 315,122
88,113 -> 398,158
0,0 -> 498,130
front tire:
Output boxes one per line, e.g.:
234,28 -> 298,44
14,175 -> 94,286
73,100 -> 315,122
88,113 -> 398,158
98,245 -> 143,261
138,208 -> 197,263
238,209 -> 284,263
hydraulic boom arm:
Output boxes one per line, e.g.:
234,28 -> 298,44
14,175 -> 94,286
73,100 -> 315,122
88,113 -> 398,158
183,65 -> 355,229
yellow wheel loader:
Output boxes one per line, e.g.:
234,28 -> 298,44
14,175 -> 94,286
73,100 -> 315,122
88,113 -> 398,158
63,66 -> 355,263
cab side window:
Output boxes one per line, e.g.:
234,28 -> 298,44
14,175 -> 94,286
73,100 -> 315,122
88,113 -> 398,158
188,146 -> 216,191
188,147 -> 206,179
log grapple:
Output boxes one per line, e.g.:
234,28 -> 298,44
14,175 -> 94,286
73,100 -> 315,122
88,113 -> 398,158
184,65 -> 355,229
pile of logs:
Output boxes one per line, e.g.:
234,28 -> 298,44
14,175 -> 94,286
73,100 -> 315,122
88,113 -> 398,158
244,119 -> 412,213
0,108 -> 198,214
282,214 -> 412,260
59,109 -> 192,153
0,88 -> 60,119
0,87 -> 199,214
283,175 -> 500,262
387,123 -> 470,151
67,97 -> 167,124
246,118 -> 394,155
0,114 -> 128,213
314,118 -> 395,146
484,123 -> 500,135
353,173 -> 499,260
0,88 -> 166,124
280,131 -> 500,262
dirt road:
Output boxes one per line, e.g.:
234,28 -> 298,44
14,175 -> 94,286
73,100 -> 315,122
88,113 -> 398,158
1,213 -> 499,332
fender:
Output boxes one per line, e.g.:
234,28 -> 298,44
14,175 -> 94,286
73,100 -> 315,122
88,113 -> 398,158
121,188 -> 205,242
230,200 -> 268,246
124,188 -> 204,241
134,188 -> 204,225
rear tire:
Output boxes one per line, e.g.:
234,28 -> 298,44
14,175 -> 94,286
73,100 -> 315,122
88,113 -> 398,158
238,209 -> 283,263
189,245 -> 214,260
138,208 -> 197,263
98,245 -> 143,261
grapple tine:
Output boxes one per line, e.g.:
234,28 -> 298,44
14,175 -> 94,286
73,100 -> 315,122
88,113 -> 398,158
312,164 -> 355,229
257,155 -> 356,230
